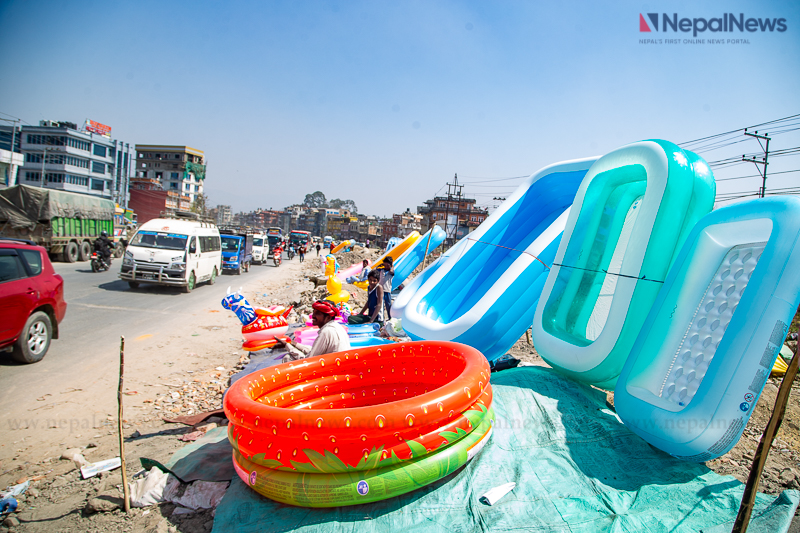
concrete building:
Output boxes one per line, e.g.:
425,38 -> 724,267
12,120 -> 133,203
417,195 -> 488,242
0,126 -> 23,189
127,177 -> 191,224
215,204 -> 232,226
135,145 -> 205,205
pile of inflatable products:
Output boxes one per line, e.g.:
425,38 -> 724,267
223,341 -> 494,507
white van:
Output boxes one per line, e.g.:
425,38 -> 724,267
119,217 -> 222,292
251,233 -> 268,264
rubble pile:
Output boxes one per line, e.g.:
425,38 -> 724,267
148,365 -> 240,418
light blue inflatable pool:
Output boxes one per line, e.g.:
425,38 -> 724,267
614,197 -> 800,461
393,157 -> 600,361
532,140 -> 716,389
391,226 -> 446,290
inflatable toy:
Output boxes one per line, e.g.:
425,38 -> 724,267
391,226 -> 446,290
385,237 -> 402,252
394,157 -> 600,361
338,260 -> 371,281
222,288 -> 292,351
373,231 -> 421,267
532,140 -> 716,388
614,197 -> 800,461
331,239 -> 354,254
223,340 -> 493,507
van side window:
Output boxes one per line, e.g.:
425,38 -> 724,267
189,237 -> 197,254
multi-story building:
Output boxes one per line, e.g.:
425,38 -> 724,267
215,204 -> 232,226
12,120 -> 133,203
417,195 -> 488,242
135,145 -> 206,205
127,177 -> 191,224
0,125 -> 23,189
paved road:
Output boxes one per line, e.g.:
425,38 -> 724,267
0,255 -> 288,434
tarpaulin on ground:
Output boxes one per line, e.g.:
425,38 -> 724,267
210,365 -> 799,533
163,426 -> 235,483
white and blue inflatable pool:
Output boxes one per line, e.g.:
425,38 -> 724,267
615,197 -> 800,461
393,157 -> 599,361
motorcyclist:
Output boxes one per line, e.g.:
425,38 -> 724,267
94,231 -> 114,266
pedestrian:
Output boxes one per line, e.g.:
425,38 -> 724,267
299,245 -> 305,263
275,300 -> 350,362
348,270 -> 383,325
375,256 -> 395,319
316,243 -> 321,256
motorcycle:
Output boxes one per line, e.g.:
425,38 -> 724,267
273,249 -> 282,267
90,250 -> 112,272
287,247 -> 295,260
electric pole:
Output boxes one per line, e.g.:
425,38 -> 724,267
742,129 -> 770,198
444,173 -> 463,244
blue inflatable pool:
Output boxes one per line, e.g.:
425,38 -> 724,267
393,156 -> 599,361
532,140 -> 716,388
614,197 -> 800,461
391,226 -> 446,290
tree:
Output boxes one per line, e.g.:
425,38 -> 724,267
190,193 -> 208,216
303,191 -> 327,208
329,198 -> 358,214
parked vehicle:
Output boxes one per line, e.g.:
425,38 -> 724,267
220,229 -> 254,275
0,184 -> 114,263
119,214 -> 221,292
252,233 -> 268,265
0,238 -> 67,363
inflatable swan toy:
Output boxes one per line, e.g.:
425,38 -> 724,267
222,287 -> 292,351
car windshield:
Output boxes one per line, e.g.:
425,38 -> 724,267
253,238 -> 264,247
131,231 -> 188,251
221,236 -> 241,252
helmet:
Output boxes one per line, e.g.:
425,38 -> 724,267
101,231 -> 108,237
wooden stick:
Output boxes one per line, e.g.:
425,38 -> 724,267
118,335 -> 131,514
732,342 -> 799,532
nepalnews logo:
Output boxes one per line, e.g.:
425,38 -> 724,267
639,13 -> 787,37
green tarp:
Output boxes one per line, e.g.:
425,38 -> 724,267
210,366 -> 798,532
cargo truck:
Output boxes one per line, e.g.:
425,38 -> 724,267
0,184 -> 114,262
219,229 -> 253,274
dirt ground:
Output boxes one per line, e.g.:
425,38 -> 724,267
1,246 -> 798,532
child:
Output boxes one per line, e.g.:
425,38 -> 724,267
375,256 -> 395,319
348,270 -> 384,325
345,259 -> 371,284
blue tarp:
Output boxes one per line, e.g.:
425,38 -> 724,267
210,366 -> 798,532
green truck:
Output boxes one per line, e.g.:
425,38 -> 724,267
0,184 -> 115,262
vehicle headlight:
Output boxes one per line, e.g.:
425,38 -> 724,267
170,262 -> 186,270
123,251 -> 133,266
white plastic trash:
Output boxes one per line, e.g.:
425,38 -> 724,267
479,482 -> 516,506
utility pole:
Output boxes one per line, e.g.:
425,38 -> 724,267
443,173 -> 463,244
742,129 -> 771,198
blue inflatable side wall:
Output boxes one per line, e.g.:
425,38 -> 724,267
615,197 -> 800,461
392,226 -> 446,290
394,157 -> 599,361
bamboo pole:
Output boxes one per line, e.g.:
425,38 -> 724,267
732,342 -> 799,532
118,336 -> 131,513
421,227 -> 435,271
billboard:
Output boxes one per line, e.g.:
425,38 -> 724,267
85,119 -> 111,137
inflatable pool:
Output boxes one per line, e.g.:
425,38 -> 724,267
532,140 -> 716,388
614,197 -> 800,461
391,226 -> 446,290
393,157 -> 600,361
224,341 -> 493,506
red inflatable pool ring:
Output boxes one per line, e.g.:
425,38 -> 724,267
223,340 -> 492,477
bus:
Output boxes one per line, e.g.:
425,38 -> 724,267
289,230 -> 312,251
266,227 -> 283,252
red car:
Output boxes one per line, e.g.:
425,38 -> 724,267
0,238 -> 67,363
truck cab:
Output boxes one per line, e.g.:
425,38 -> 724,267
251,233 -> 267,264
220,231 -> 253,274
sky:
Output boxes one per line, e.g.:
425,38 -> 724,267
1,0 -> 798,217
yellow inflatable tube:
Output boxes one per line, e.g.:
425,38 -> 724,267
374,231 -> 421,265
331,240 -> 354,254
